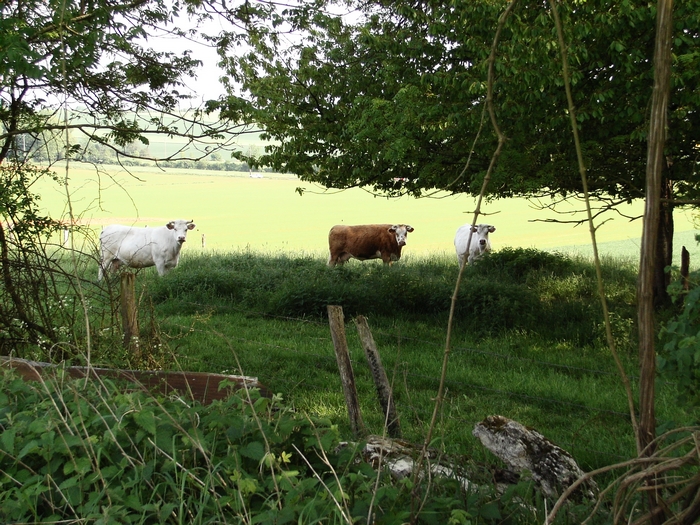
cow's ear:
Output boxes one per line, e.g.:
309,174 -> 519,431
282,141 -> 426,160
406,225 -> 414,232
388,226 -> 397,233
166,221 -> 175,230
187,223 -> 196,230
471,225 -> 478,232
489,226 -> 496,233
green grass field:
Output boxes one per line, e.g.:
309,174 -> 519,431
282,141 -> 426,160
5,163 -> 698,523
37,163 -> 699,265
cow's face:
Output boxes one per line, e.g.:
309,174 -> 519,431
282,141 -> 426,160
471,224 -> 496,251
166,219 -> 196,243
389,224 -> 415,247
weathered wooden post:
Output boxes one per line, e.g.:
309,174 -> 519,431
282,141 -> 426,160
681,246 -> 690,292
327,305 -> 365,437
354,315 -> 401,438
120,273 -> 140,361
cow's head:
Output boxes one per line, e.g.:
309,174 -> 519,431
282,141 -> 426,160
470,224 -> 496,251
388,224 -> 415,246
166,219 -> 196,243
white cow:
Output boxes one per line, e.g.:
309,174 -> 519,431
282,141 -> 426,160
98,219 -> 196,280
454,223 -> 496,267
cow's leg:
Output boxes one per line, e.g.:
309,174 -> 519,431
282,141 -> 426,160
330,252 -> 352,266
338,253 -> 354,265
99,259 -> 119,280
154,260 -> 168,276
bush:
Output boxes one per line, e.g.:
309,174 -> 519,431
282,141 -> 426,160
0,370 -> 343,523
659,276 -> 700,410
0,370 -> 552,524
145,249 -> 637,346
473,247 -> 575,281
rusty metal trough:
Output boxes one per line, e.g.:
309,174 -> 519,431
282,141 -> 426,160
1,356 -> 271,404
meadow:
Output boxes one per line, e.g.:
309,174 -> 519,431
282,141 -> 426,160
4,163 -> 698,523
30,163 -> 698,459
37,163 -> 700,264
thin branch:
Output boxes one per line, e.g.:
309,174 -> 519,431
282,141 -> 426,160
412,0 -> 517,519
548,0 -> 640,451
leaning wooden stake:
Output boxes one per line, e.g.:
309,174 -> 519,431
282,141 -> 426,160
327,305 -> 365,437
120,273 -> 140,361
354,315 -> 401,438
681,246 -> 690,292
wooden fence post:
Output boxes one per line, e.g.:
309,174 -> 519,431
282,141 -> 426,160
327,305 -> 365,437
681,246 -> 690,292
120,273 -> 140,361
355,315 -> 401,438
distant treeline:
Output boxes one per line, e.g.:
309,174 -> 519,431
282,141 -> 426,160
15,132 -> 277,174
137,159 -> 277,174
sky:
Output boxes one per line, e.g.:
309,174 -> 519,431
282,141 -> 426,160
146,14 -> 229,103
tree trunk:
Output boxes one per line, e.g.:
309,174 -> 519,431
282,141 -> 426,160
639,1 -> 673,523
654,176 -> 674,308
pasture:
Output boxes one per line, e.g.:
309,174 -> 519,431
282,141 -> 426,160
29,163 -> 698,456
36,163 -> 700,263
4,163 -> 699,523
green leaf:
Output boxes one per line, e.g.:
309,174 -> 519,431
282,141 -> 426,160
1,427 -> 16,455
133,409 -> 157,435
239,441 -> 266,461
479,502 -> 501,520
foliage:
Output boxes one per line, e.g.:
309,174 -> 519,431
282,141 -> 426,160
659,275 -> 700,410
0,0 -> 248,168
0,164 -> 91,355
216,0 -> 700,202
0,369 -> 566,524
148,248 -> 638,347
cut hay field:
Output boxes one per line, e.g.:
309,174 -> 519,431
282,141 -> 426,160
38,163 -> 699,265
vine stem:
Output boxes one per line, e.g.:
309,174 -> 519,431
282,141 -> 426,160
59,0 -> 92,371
411,1 -> 518,520
547,0 -> 640,451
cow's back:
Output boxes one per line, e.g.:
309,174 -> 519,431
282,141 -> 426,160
328,224 -> 401,266
100,225 -> 155,267
330,224 -> 395,258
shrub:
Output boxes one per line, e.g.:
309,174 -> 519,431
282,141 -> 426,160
145,249 -> 636,345
0,370 -> 343,523
474,247 -> 573,277
659,275 -> 700,410
0,370 -> 551,524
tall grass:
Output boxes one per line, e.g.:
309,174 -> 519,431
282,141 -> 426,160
130,248 -> 680,474
4,247 -> 697,523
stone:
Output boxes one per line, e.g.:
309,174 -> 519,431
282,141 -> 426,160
473,415 -> 598,500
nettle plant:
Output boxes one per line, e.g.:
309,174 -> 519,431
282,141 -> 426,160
659,277 -> 700,409
0,373 -> 345,523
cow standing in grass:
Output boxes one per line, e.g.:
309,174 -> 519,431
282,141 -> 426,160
454,223 -> 496,266
98,219 -> 196,279
328,224 -> 415,266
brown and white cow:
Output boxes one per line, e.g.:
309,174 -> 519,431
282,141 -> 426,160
327,224 -> 415,267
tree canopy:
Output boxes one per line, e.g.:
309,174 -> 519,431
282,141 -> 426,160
0,0 -> 252,168
215,0 -> 700,207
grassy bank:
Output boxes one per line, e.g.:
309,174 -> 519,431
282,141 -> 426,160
4,246 -> 699,523
92,248 -> 691,475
